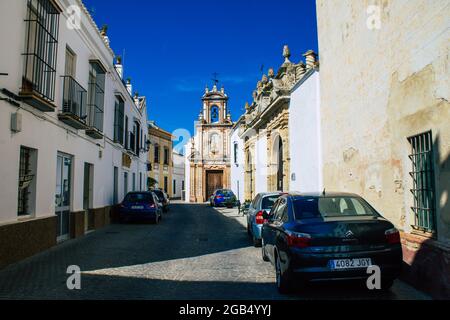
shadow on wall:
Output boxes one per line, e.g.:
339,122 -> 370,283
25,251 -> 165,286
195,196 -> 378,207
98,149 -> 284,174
401,135 -> 450,299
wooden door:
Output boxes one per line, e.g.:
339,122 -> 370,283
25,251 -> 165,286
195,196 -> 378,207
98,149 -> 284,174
206,171 -> 223,200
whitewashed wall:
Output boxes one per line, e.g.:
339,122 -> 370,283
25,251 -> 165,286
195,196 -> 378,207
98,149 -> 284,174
230,126 -> 244,201
254,135 -> 268,194
289,71 -> 322,193
0,0 -> 148,225
172,151 -> 185,199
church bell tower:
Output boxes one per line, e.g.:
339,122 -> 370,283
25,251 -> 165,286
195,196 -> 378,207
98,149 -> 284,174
188,82 -> 234,203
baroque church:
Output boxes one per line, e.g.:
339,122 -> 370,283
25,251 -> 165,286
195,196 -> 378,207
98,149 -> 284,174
186,84 -> 234,203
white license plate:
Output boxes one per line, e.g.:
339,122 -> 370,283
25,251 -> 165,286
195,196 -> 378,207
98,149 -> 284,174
131,206 -> 144,210
329,258 -> 372,270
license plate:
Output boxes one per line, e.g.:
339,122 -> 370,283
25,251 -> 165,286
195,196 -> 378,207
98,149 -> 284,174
329,258 -> 372,270
131,206 -> 144,210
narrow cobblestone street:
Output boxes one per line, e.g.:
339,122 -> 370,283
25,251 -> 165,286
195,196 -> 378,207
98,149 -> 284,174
0,202 -> 430,300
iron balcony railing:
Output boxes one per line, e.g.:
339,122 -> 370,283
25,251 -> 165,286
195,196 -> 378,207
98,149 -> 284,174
61,75 -> 87,121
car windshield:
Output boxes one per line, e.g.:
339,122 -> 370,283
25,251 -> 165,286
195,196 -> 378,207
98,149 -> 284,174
261,195 -> 281,210
124,193 -> 154,204
292,196 -> 378,219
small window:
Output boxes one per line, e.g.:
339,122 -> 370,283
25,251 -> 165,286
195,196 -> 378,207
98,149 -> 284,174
164,147 -> 169,165
124,116 -> 129,149
154,145 -> 160,163
87,62 -> 105,132
164,176 -> 168,193
113,97 -> 124,144
234,142 -> 238,164
408,131 -> 436,233
18,146 -> 37,216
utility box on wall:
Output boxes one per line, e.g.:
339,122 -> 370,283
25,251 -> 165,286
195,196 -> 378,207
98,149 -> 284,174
11,112 -> 22,133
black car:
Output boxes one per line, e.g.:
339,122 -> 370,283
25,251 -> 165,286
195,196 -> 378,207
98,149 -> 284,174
261,192 -> 402,294
117,192 -> 162,224
152,189 -> 170,212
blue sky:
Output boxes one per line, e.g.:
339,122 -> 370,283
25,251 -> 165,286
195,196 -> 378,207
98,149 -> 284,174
83,0 -> 318,137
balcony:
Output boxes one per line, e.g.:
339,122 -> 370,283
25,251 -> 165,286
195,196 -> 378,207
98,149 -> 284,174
58,76 -> 89,130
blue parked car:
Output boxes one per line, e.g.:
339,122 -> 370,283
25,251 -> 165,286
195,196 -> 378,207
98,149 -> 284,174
209,189 -> 238,208
118,192 -> 162,224
246,192 -> 283,247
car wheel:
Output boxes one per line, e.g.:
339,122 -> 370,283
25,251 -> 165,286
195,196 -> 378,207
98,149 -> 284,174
381,278 -> 394,291
275,253 -> 292,294
253,234 -> 262,247
261,240 -> 270,262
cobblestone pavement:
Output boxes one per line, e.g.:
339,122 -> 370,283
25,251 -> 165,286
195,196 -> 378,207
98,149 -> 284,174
0,202 -> 430,300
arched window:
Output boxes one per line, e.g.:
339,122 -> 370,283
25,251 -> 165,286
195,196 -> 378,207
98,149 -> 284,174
210,105 -> 219,123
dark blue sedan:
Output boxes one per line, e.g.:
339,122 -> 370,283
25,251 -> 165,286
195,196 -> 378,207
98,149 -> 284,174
261,192 -> 403,294
118,192 -> 162,224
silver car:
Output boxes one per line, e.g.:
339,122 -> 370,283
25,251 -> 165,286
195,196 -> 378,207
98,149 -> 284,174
246,192 -> 283,247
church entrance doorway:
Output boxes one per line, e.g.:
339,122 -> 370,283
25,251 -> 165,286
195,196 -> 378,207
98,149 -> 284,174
206,170 -> 223,200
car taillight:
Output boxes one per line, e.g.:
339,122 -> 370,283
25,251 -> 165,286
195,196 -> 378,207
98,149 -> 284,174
215,195 -> 223,199
385,228 -> 400,244
286,231 -> 311,248
255,211 -> 265,225
147,203 -> 156,209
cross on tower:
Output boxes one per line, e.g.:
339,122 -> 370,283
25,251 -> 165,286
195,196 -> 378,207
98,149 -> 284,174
212,72 -> 219,86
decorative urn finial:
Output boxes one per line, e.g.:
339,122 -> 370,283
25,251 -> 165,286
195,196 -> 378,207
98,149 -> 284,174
100,25 -> 108,36
261,74 -> 268,84
268,68 -> 275,78
283,45 -> 291,63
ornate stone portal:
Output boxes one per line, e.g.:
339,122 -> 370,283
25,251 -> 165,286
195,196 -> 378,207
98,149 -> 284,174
188,85 -> 234,202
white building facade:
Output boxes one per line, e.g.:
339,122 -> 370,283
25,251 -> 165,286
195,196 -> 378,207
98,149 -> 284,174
230,116 -> 245,202
172,150 -> 185,200
0,0 -> 148,268
289,69 -> 322,193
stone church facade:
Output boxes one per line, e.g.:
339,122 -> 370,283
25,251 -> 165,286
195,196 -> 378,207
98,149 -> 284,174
239,46 -> 319,201
186,85 -> 234,203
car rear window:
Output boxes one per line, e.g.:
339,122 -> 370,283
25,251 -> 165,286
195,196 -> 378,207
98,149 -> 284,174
124,193 -> 154,204
222,190 -> 234,196
292,196 -> 378,219
261,195 -> 281,210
